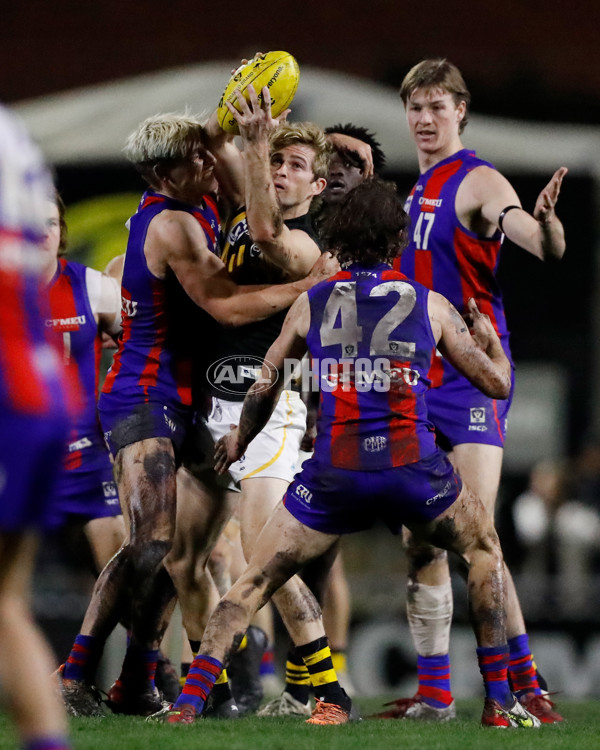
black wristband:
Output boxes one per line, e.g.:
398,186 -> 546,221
498,205 -> 521,234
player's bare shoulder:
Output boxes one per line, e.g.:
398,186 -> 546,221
145,208 -> 209,277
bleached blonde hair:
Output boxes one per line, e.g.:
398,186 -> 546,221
124,113 -> 207,184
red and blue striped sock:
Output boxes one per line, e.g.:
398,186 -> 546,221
24,737 -> 71,750
62,634 -> 101,682
508,634 -> 542,696
259,646 -> 276,677
116,645 -> 159,691
477,644 -> 513,706
416,654 -> 453,708
175,654 -> 222,713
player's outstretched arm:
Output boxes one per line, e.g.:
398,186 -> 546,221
203,110 -> 245,209
214,293 -> 310,473
531,167 -> 568,260
429,293 -> 511,399
227,85 -> 322,279
470,166 -> 567,261
157,210 -> 338,326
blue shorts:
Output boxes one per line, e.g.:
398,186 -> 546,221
0,411 -> 69,532
99,396 -> 192,459
426,368 -> 515,450
283,449 -> 462,535
48,448 -> 121,526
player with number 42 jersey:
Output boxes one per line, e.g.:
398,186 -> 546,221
307,265 -> 438,471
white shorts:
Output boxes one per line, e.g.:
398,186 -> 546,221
206,391 -> 307,483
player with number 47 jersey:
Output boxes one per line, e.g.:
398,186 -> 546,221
398,149 -> 510,388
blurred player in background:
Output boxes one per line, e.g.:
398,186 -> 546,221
157,178 -> 539,729
0,105 -> 73,750
377,58 -> 566,724
42,192 -> 124,570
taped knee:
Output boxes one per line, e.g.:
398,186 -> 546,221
406,580 -> 453,656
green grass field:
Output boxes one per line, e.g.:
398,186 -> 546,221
2,698 -> 598,750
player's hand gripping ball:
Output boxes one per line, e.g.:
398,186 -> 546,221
217,51 -> 300,133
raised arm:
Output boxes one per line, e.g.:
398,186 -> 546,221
152,209 -> 337,326
428,292 -> 511,399
214,293 -> 310,473
226,85 -> 322,279
203,110 -> 245,209
460,165 -> 567,261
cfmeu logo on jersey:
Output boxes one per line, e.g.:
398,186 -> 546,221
207,355 -> 279,396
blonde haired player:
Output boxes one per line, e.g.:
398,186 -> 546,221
56,110 -> 337,718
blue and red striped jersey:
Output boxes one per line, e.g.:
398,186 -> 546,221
395,149 -> 511,387
306,263 -> 438,470
102,190 -> 220,409
47,259 -> 105,471
0,106 -> 67,417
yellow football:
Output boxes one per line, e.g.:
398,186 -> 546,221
216,51 -> 300,134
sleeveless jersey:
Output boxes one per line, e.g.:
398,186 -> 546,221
0,106 -> 67,416
306,263 -> 437,470
102,190 -> 220,409
47,258 -> 108,474
395,149 -> 511,386
208,208 -> 320,400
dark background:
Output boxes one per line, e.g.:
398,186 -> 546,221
4,0 -> 600,128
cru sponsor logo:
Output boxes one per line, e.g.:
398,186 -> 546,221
207,355 -> 278,396
364,435 -> 387,453
284,357 -> 421,393
426,480 -> 452,505
295,484 -> 313,504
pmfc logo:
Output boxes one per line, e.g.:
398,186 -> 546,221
364,435 -> 387,453
207,355 -> 278,396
